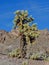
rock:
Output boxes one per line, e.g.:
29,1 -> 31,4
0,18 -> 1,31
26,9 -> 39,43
0,29 -> 49,59
0,29 -> 21,55
26,30 -> 49,58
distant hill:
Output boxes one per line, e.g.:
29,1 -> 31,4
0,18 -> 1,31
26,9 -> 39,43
0,29 -> 49,59
0,29 -> 49,65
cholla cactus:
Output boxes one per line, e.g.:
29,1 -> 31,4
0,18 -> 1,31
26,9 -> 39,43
8,48 -> 21,58
13,10 -> 39,58
22,23 -> 39,44
31,23 -> 38,31
30,52 -> 48,60
22,61 -> 28,65
13,10 -> 34,29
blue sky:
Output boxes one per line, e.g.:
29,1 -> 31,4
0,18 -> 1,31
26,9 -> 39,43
0,0 -> 49,32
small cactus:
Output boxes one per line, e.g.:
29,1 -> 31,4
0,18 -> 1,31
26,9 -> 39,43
8,48 -> 21,58
22,61 -> 28,65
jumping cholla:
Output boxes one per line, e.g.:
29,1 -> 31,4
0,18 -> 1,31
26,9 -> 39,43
9,10 -> 39,58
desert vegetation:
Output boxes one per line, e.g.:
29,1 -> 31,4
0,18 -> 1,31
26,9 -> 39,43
9,10 -> 39,59
8,10 -> 49,61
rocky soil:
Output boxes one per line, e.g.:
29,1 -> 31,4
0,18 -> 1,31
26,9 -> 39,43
0,29 -> 49,65
0,54 -> 49,65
